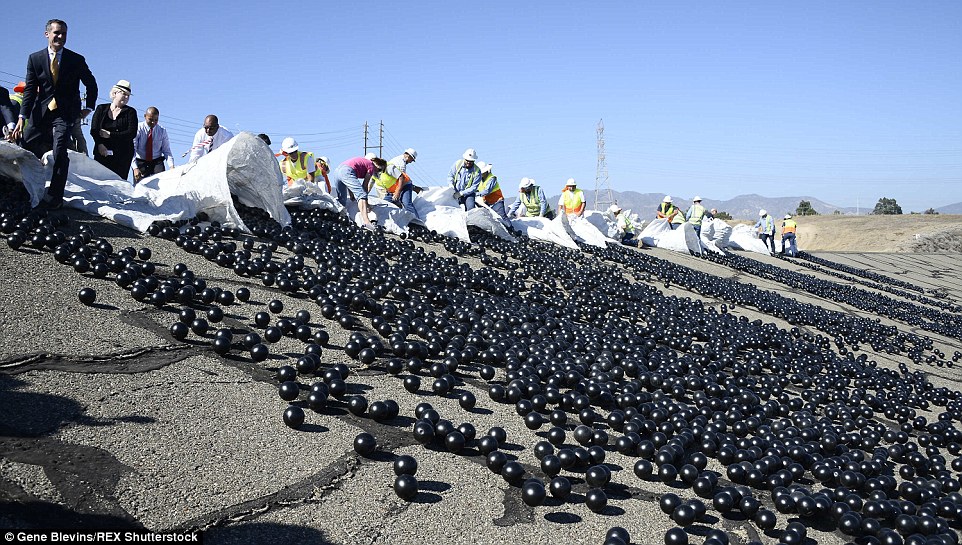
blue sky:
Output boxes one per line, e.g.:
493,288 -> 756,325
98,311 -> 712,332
4,1 -> 961,212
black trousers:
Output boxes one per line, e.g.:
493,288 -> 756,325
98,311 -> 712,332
135,157 -> 167,179
24,111 -> 72,203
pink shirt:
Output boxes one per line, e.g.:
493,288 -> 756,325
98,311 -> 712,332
341,157 -> 376,179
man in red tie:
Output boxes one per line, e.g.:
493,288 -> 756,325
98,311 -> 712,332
132,106 -> 174,183
12,18 -> 97,209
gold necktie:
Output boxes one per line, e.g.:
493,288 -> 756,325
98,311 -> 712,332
49,53 -> 59,111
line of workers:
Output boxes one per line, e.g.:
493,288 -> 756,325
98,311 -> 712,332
274,144 -> 590,228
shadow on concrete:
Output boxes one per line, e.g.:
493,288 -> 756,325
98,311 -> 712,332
203,522 -> 335,545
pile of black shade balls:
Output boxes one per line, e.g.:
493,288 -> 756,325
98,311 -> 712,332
5,198 -> 962,545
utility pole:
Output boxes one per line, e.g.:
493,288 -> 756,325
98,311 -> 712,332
594,119 -> 614,211
363,122 -> 369,155
378,120 -> 384,158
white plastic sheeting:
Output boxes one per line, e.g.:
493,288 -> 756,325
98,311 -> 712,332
1,133 -> 291,233
639,218 -> 701,253
282,179 -> 342,213
699,218 -> 733,255
728,224 -> 773,254
413,187 -> 471,241
585,209 -> 645,244
511,216 -> 579,249
561,213 -> 613,247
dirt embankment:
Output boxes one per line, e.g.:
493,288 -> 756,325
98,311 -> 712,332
734,214 -> 962,253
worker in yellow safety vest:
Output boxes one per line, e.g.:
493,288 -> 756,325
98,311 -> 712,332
278,137 -> 315,186
608,204 -> 638,247
754,209 -> 777,254
558,178 -> 585,218
656,195 -> 684,229
685,196 -> 713,238
781,214 -> 798,257
508,178 -> 553,218
475,161 -> 508,222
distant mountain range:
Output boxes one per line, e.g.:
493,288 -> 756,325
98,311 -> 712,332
937,202 -> 962,214
518,190 -> 962,220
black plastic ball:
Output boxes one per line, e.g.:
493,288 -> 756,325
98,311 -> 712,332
354,432 -> 377,457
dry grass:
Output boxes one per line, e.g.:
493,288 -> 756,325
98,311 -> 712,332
731,214 -> 962,253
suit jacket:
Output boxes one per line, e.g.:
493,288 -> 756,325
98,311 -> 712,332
20,47 -> 97,123
0,86 -> 16,128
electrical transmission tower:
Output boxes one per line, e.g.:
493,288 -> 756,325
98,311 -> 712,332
594,119 -> 614,211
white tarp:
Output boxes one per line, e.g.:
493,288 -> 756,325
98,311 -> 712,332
585,210 -> 618,239
510,216 -> 579,249
700,218 -> 732,254
0,133 -> 291,232
467,206 -> 516,241
562,213 -> 612,247
585,209 -> 645,244
728,224 -> 772,254
282,179 -> 343,213
639,218 -> 701,253
413,186 -> 471,241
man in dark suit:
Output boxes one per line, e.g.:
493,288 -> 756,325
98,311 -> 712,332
11,19 -> 97,209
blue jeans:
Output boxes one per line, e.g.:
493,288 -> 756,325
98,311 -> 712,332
782,233 -> 797,256
693,225 -> 701,238
384,184 -> 419,218
458,193 -> 476,211
332,165 -> 367,206
489,199 -> 509,222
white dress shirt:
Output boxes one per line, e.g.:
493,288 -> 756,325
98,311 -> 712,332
188,126 -> 235,163
132,122 -> 174,169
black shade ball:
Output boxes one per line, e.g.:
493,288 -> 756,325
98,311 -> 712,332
393,474 -> 418,501
169,322 -> 189,341
585,488 -> 608,513
283,405 -> 305,429
78,287 -> 96,306
394,455 -> 418,476
278,381 -> 300,401
549,476 -> 572,499
354,432 -> 377,457
521,480 -> 546,507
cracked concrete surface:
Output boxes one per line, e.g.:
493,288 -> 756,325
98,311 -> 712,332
1,208 -> 961,544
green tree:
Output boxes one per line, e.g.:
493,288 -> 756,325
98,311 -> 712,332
872,197 -> 903,215
714,211 -> 733,220
923,208 -> 939,215
795,200 -> 818,216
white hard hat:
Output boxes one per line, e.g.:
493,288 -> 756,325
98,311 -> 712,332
693,196 -> 702,202
478,162 -> 493,174
565,178 -> 576,187
404,148 -> 417,160
365,152 -> 376,160
317,156 -> 330,166
519,178 -> 534,189
759,209 -> 767,216
281,137 -> 298,153
462,148 -> 478,161
608,204 -> 622,214
784,214 -> 792,219
663,195 -> 672,203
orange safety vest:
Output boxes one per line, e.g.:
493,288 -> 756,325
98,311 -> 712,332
782,219 -> 797,235
479,173 -> 503,205
376,171 -> 411,194
561,188 -> 585,214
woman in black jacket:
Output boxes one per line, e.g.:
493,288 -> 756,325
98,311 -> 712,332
90,80 -> 137,180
